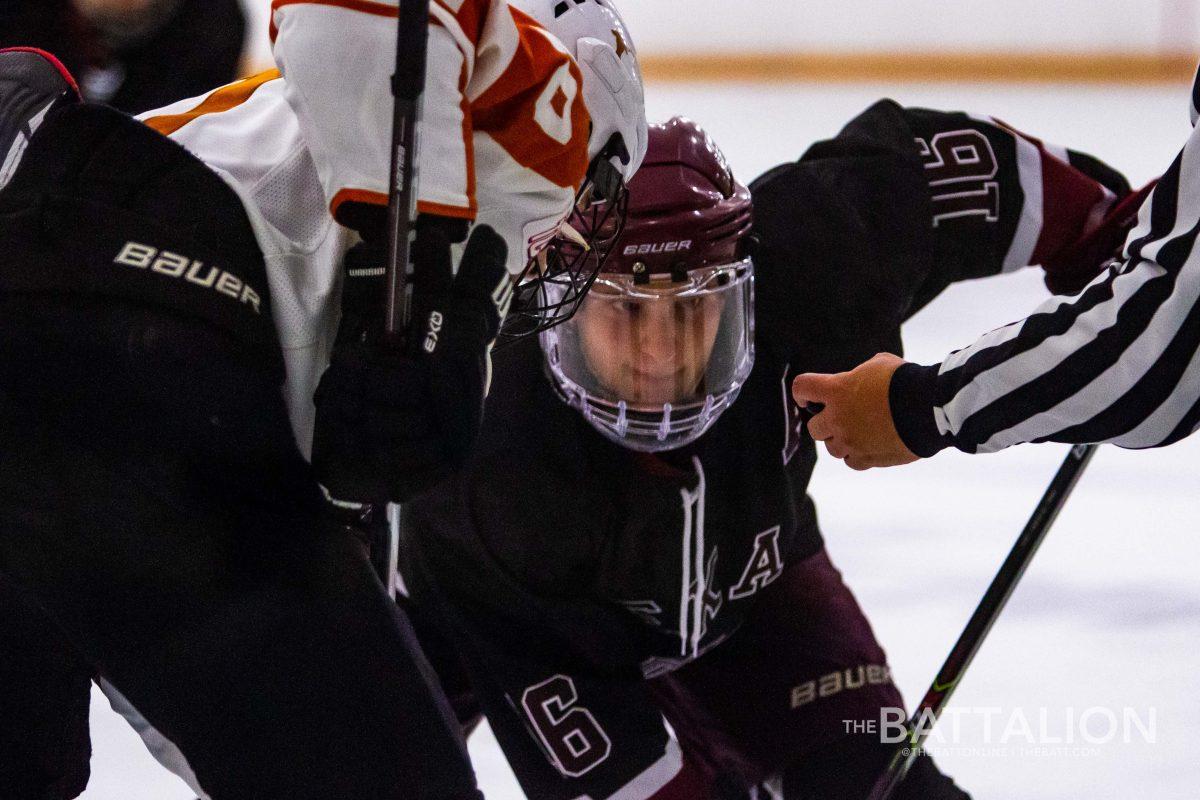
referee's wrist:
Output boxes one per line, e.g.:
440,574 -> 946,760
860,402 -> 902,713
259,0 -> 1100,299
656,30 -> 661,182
888,362 -> 953,458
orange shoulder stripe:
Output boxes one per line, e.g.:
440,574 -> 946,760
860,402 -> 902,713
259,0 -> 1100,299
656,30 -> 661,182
331,189 -> 389,221
433,0 -> 487,47
417,201 -> 476,220
143,70 -> 280,137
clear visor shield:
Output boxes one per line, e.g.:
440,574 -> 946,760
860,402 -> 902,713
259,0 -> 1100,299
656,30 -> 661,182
542,259 -> 755,451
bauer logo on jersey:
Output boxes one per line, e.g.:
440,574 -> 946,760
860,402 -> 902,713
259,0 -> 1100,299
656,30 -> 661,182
790,664 -> 893,710
113,242 -> 262,313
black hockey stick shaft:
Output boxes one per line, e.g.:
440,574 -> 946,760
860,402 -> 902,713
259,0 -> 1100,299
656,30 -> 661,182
374,0 -> 431,597
866,443 -> 1098,800
384,0 -> 431,340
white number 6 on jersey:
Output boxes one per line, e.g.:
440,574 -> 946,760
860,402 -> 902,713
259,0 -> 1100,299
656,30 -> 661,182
521,674 -> 612,777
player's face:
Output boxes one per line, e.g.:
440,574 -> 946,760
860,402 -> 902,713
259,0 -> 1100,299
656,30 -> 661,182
576,281 -> 726,406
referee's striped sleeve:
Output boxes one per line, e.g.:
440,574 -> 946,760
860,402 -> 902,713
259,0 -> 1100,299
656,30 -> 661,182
891,122 -> 1200,456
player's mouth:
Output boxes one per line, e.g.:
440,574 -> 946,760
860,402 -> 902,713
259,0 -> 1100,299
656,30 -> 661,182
631,366 -> 683,384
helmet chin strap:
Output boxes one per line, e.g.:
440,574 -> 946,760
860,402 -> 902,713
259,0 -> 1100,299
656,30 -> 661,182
557,220 -> 590,250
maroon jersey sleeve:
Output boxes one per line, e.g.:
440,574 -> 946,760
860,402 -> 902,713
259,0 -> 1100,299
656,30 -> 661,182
748,100 -> 1136,377
901,105 -> 1134,301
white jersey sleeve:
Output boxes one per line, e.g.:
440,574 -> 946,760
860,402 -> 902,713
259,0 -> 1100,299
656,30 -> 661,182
138,2 -> 596,455
270,0 -> 471,220
270,0 -> 592,251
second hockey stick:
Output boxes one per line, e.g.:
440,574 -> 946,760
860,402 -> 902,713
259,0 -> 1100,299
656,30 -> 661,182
866,443 -> 1099,800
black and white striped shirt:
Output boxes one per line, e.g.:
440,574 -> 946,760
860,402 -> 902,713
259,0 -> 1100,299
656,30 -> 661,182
892,66 -> 1200,455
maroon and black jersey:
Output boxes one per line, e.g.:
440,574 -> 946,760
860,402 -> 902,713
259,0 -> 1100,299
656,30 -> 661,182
401,100 -> 1131,799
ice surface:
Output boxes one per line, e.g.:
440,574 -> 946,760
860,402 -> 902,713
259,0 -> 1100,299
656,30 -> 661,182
79,81 -> 1200,800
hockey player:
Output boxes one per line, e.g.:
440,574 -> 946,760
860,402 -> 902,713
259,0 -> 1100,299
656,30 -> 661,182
0,0 -> 646,797
151,0 -> 647,483
399,111 -> 1138,798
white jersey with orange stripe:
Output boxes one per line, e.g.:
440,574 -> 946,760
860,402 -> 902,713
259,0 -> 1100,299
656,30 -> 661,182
135,2 -> 596,456
269,0 -> 593,255
139,72 -> 357,456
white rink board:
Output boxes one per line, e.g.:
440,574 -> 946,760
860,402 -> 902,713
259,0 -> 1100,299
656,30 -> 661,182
80,81 -> 1200,800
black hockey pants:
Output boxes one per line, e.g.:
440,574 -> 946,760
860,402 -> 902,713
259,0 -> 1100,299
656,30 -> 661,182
0,102 -> 481,800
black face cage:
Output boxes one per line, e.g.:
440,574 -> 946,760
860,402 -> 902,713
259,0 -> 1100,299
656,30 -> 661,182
497,153 -> 630,348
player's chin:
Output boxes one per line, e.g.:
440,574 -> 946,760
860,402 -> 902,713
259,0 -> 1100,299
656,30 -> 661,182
839,445 -> 878,470
846,450 -> 919,470
823,440 -> 849,460
844,456 -> 875,472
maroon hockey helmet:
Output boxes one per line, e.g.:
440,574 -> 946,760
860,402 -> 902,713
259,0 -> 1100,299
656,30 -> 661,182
603,117 -> 753,276
541,117 -> 756,451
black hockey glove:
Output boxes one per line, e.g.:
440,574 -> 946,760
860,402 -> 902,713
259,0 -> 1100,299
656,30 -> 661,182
312,215 -> 509,506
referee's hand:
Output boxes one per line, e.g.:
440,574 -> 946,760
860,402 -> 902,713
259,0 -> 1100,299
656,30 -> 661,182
791,353 -> 919,471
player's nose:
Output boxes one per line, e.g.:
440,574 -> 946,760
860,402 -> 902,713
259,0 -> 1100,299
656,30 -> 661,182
632,310 -> 675,362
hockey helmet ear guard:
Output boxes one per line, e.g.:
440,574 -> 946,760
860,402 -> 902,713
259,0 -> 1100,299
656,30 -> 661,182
538,117 -> 757,452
